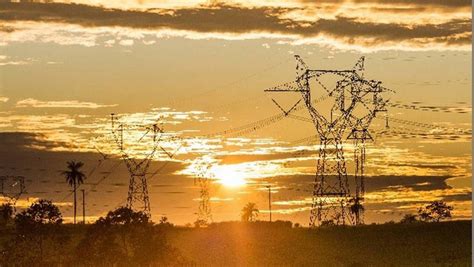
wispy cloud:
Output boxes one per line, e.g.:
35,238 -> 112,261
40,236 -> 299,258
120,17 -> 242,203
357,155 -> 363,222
16,98 -> 118,109
0,96 -> 8,103
0,54 -> 32,66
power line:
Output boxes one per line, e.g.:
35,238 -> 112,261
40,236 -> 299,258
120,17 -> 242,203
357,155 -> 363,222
389,102 -> 471,114
168,57 -> 293,108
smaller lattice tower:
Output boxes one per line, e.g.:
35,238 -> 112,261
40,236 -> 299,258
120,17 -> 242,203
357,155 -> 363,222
110,113 -> 172,216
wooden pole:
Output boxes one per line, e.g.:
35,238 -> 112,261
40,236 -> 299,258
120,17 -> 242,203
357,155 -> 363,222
267,185 -> 272,222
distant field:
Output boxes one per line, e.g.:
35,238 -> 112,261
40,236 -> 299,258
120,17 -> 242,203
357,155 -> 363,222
167,220 -> 472,266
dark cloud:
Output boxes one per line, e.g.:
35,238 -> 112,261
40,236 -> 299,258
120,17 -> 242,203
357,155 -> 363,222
442,192 -> 472,202
0,131 -> 69,152
368,6 -> 427,13
364,175 -> 452,191
0,131 -> 196,221
298,0 -> 471,8
0,131 -> 188,189
387,163 -> 455,170
269,174 -> 453,192
0,2 -> 470,48
150,184 -> 175,187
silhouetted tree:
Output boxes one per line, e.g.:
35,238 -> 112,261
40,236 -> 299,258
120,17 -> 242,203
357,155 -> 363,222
61,160 -> 86,224
2,199 -> 66,266
320,219 -> 336,227
159,216 -> 169,224
241,202 -> 259,222
98,206 -> 149,225
75,207 -> 186,266
15,199 -> 62,226
400,213 -> 418,224
0,203 -> 14,227
418,201 -> 453,222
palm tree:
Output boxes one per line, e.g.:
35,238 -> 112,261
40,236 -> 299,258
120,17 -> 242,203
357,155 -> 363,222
241,202 -> 259,222
61,161 -> 86,224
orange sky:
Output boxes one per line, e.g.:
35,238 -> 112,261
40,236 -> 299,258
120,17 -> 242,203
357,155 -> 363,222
0,0 -> 471,225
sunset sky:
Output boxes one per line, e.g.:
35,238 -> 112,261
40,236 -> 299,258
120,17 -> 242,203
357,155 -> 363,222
0,0 -> 471,225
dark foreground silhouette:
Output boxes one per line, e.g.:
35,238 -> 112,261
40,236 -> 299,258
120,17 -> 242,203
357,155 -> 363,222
0,202 -> 471,266
169,220 -> 471,266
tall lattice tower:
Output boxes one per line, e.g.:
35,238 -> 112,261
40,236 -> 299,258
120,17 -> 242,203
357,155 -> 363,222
265,56 -> 391,226
192,158 -> 214,226
110,114 -> 171,215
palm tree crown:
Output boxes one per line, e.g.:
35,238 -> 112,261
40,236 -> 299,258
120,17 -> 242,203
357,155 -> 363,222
241,202 -> 259,222
62,161 -> 86,187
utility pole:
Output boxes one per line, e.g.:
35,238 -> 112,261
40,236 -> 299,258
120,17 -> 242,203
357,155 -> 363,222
267,185 -> 272,222
81,189 -> 85,224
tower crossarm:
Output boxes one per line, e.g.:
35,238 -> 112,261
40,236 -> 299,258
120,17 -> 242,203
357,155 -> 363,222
306,70 -> 355,81
264,80 -> 308,93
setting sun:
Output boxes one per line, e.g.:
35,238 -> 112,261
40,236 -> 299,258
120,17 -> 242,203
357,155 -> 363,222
209,165 -> 247,187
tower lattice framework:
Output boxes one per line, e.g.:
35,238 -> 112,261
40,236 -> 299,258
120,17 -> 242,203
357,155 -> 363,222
0,175 -> 26,209
110,114 -> 171,216
265,56 -> 391,226
193,160 -> 213,225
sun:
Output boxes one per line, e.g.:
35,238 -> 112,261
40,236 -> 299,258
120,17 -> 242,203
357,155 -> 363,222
210,165 -> 247,187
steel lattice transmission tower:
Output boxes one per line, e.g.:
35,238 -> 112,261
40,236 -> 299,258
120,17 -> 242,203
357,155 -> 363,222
265,56 -> 391,226
110,113 -> 172,216
193,160 -> 213,225
0,175 -> 26,209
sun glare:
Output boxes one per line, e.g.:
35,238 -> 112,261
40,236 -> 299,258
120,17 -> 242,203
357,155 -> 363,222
210,165 -> 247,187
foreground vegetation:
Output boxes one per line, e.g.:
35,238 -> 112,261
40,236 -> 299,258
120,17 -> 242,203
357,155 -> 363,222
169,220 -> 471,266
0,200 -> 471,266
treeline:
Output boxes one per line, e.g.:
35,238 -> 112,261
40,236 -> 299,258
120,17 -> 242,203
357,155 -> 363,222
0,200 -> 191,266
0,199 -> 456,266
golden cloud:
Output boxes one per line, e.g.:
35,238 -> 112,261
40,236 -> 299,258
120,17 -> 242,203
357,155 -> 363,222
16,98 -> 118,109
0,2 -> 470,51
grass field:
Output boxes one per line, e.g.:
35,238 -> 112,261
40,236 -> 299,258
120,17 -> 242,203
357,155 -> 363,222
0,220 -> 471,266
167,220 -> 472,266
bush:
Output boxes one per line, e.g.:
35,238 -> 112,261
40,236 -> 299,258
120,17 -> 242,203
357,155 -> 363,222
400,214 -> 418,224
1,199 -> 67,266
74,207 -> 188,266
418,201 -> 453,222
